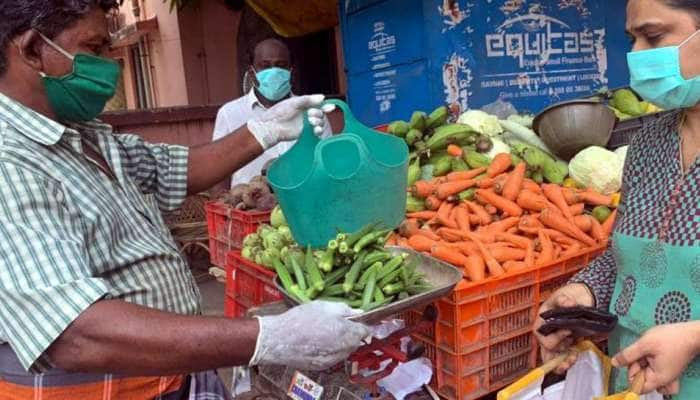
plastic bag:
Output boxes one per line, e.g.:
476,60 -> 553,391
481,99 -> 519,120
498,341 -> 611,400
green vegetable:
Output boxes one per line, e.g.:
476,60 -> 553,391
592,206 -> 613,224
407,283 -> 432,295
290,285 -> 311,303
456,109 -> 503,136
338,242 -> 350,254
426,124 -> 474,151
543,159 -> 569,185
273,257 -> 294,292
458,188 -> 476,201
241,246 -> 254,260
364,251 -> 392,267
388,120 -> 410,137
317,296 -> 354,305
398,291 -> 410,301
451,157 -> 469,172
405,129 -> 423,146
324,265 -> 350,286
362,296 -> 394,311
343,252 -> 367,294
270,205 -> 287,228
358,262 -> 382,288
374,286 -> 385,303
377,255 -> 406,281
378,267 -> 404,289
464,150 -> 490,169
353,229 -> 390,253
305,246 -> 324,293
382,282 -> 405,296
432,155 -> 452,177
407,157 -> 421,186
289,255 -> 307,291
319,247 -> 336,273
406,195 -> 426,213
612,88 -> 645,117
569,146 -> 623,195
426,105 -> 449,129
361,269 -> 377,309
409,111 -> 428,132
321,284 -> 346,297
346,222 -> 379,248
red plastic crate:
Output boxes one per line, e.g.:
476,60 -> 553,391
208,237 -> 230,268
225,251 -> 283,319
398,308 -> 436,342
205,201 -> 270,251
436,330 -> 537,400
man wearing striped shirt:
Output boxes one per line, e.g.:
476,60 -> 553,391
0,1 -> 368,399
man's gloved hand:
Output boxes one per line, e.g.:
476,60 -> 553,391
248,94 -> 336,150
249,301 -> 370,371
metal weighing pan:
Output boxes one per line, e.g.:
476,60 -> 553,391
274,246 -> 463,324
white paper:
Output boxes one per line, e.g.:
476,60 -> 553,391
377,358 -> 433,400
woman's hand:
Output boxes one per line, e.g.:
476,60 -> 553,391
533,283 -> 595,374
612,322 -> 700,396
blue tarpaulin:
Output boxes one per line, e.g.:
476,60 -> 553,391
340,0 -> 630,126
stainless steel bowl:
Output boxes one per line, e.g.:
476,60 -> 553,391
534,99 -> 617,160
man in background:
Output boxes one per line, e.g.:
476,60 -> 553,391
212,38 -> 328,192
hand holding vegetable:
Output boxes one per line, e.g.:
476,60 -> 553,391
533,283 -> 595,374
611,321 -> 700,396
247,95 -> 334,149
249,301 -> 370,370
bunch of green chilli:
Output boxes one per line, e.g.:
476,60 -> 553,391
274,223 -> 432,312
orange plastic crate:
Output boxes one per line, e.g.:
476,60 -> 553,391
436,330 -> 537,400
398,308 -> 436,342
225,251 -> 283,319
205,201 -> 270,252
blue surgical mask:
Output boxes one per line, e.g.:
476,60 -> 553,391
254,67 -> 291,102
628,30 -> 700,110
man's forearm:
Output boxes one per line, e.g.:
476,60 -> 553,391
47,300 -> 259,376
187,126 -> 263,195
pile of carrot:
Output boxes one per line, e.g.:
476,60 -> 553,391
388,153 -> 618,284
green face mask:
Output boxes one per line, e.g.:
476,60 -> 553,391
38,32 -> 121,122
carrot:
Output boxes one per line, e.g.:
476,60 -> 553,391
495,233 -> 532,249
466,233 -> 505,277
516,190 -> 551,212
573,215 -> 593,233
543,229 -> 582,247
412,181 -> 436,198
432,245 -> 469,266
492,174 -> 509,194
425,196 -> 442,211
436,179 -> 477,200
397,236 -> 409,248
436,202 -> 456,228
386,233 -> 398,246
485,217 -> 521,234
454,206 -> 471,232
506,227 -> 519,235
602,209 -> 618,238
581,190 -> 613,207
464,255 -> 486,282
523,179 -> 543,194
447,144 -> 464,158
448,241 -> 479,255
447,168 -> 486,182
399,219 -> 421,237
539,208 -> 597,247
562,242 -> 583,257
485,204 -> 498,215
406,211 -> 437,220
562,188 -> 583,205
415,228 -> 441,241
525,242 -> 535,268
478,177 -> 496,189
487,153 -> 512,178
469,214 -> 482,225
490,247 -> 527,263
465,201 -> 492,225
503,261 -> 528,272
569,203 -> 585,216
553,244 -> 562,260
502,162 -> 527,201
436,228 -> 462,242
537,230 -> 554,266
590,217 -> 606,242
542,184 -> 575,222
407,235 -> 437,252
518,215 -> 544,234
476,189 -> 523,217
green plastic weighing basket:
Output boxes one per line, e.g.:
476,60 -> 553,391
267,99 -> 409,248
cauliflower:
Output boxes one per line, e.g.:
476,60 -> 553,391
614,146 -> 629,165
485,137 -> 511,159
457,110 -> 503,137
569,146 -> 623,195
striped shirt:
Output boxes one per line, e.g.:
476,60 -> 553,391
0,92 -> 201,373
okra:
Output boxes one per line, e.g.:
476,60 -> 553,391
346,222 -> 379,247
378,267 -> 404,289
376,255 -> 407,281
338,242 -> 350,254
327,239 -> 339,250
317,296 -> 354,305
353,229 -> 391,254
361,269 -> 377,309
336,233 -> 348,242
358,262 -> 382,287
343,252 -> 367,294
319,247 -> 336,273
398,291 -> 410,301
290,285 -> 311,303
374,286 -> 385,303
382,282 -> 405,296
364,251 -> 392,267
273,257 -> 295,292
289,255 -> 307,291
324,265 -> 350,286
321,283 -> 346,297
304,246 -> 325,293
362,296 -> 394,311
407,283 -> 432,295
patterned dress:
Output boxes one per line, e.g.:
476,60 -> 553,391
571,110 -> 700,396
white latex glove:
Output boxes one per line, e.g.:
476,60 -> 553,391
247,95 -> 336,150
249,301 -> 370,371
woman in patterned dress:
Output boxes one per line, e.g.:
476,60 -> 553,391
534,0 -> 700,397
